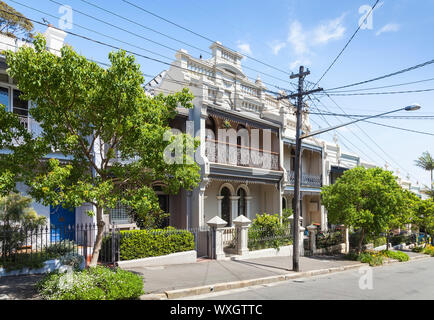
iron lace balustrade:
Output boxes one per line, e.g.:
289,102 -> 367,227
289,170 -> 322,187
205,139 -> 280,171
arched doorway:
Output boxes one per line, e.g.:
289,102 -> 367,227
221,187 -> 231,225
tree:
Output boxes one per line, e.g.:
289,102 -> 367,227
0,1 -> 33,41
413,198 -> 434,246
0,192 -> 46,255
415,151 -> 434,191
321,166 -> 405,253
0,35 -> 201,266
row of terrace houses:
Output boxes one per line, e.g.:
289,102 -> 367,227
0,27 -> 426,237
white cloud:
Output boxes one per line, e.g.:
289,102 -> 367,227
288,20 -> 309,55
236,41 -> 252,55
290,58 -> 311,71
269,41 -> 287,55
376,23 -> 400,36
284,15 -> 346,70
313,14 -> 346,45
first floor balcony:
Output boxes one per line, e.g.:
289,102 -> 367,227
205,139 -> 280,171
288,170 -> 322,188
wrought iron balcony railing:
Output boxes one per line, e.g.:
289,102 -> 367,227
205,139 -> 280,171
289,170 -> 322,188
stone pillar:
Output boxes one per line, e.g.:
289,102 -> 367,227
307,224 -> 317,253
216,196 -> 224,218
233,215 -> 251,256
299,226 -> 305,256
207,216 -> 228,260
245,196 -> 253,220
229,196 -> 240,225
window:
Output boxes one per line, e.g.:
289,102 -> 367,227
0,87 -> 8,110
107,202 -> 131,225
13,89 -> 28,117
237,188 -> 246,217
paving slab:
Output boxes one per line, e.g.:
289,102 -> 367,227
125,254 -> 361,294
0,274 -> 43,300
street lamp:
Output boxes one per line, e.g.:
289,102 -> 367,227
291,103 -> 421,271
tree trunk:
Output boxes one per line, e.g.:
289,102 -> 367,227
357,228 -> 365,254
386,231 -> 390,251
89,206 -> 105,267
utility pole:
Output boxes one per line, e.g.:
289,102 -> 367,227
278,66 -> 322,271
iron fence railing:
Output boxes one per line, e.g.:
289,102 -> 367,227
0,224 -> 120,271
247,225 -> 292,251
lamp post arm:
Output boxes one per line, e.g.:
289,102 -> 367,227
300,107 -> 407,140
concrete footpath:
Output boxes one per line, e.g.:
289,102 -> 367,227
0,250 -> 427,300
131,250 -> 429,300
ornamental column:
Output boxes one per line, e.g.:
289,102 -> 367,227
229,196 -> 240,226
216,195 -> 224,218
245,196 -> 253,220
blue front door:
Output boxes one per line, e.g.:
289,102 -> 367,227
50,204 -> 76,242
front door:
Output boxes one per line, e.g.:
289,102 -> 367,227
50,204 -> 76,241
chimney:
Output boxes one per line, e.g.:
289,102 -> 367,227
44,26 -> 67,56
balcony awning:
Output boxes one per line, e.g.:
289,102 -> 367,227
207,107 -> 280,133
283,138 -> 322,152
284,185 -> 322,194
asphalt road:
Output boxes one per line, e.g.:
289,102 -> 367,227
189,257 -> 434,300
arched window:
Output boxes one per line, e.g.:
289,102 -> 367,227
205,116 -> 216,140
282,197 -> 287,210
237,188 -> 246,217
221,187 -> 231,225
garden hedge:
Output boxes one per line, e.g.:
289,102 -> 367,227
118,227 -> 195,261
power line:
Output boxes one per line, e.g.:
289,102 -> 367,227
326,57 -> 434,91
308,111 -> 434,119
321,87 -> 434,96
76,0 -> 291,87
314,0 -> 380,86
0,6 -> 288,100
121,0 -> 292,77
319,94 -> 416,180
43,0 -> 291,92
324,77 -> 434,93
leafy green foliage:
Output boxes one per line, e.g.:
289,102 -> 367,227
0,193 -> 46,257
315,230 -> 343,249
0,1 -> 33,40
381,250 -> 409,262
36,266 -> 144,300
0,240 -> 77,272
1,35 -> 201,265
248,213 -> 292,251
116,227 -> 195,260
321,167 -> 408,252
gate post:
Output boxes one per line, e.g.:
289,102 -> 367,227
307,224 -> 317,253
233,215 -> 251,256
207,216 -> 227,260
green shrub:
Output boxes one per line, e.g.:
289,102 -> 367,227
316,230 -> 343,249
390,234 -> 415,246
381,250 -> 409,262
412,246 -> 425,253
373,237 -> 387,248
0,241 -> 79,272
36,266 -> 144,300
117,227 -> 195,261
358,251 -> 384,266
424,245 -> 434,256
248,213 -> 292,251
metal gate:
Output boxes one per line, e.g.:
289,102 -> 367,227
190,226 -> 211,258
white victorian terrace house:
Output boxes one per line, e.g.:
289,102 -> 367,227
146,41 -> 326,231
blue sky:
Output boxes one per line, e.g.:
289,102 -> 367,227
6,0 -> 434,187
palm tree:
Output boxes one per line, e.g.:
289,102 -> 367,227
415,151 -> 434,191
